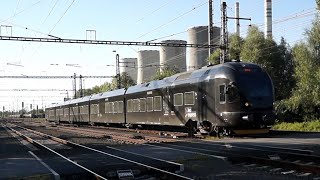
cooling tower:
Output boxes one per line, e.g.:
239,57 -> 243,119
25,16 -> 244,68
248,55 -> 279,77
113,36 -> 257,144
188,26 -> 220,71
137,50 -> 159,84
119,58 -> 137,83
159,40 -> 187,73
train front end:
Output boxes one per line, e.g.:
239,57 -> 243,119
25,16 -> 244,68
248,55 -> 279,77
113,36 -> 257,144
217,63 -> 276,134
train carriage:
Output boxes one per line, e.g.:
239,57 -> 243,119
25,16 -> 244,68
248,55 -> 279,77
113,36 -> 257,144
90,89 -> 126,125
45,62 -> 275,135
77,96 -> 92,124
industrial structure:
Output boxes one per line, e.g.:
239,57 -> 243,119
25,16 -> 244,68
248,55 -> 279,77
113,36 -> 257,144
159,40 -> 187,73
119,58 -> 137,83
188,26 -> 220,71
265,0 -> 272,38
137,50 -> 159,84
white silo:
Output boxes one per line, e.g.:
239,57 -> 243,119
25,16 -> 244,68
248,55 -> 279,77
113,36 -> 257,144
137,50 -> 159,84
119,58 -> 137,83
188,26 -> 220,71
160,40 -> 187,73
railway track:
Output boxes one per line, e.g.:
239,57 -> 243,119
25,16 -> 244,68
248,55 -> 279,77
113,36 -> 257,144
146,139 -> 320,179
3,123 -> 191,180
9,120 -> 320,179
47,125 -> 179,144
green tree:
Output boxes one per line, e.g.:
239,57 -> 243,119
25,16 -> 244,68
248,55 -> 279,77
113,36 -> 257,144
241,26 -> 294,100
152,65 -> 179,80
240,26 -> 268,67
279,5 -> 320,121
229,33 -> 244,60
207,48 -> 220,65
81,72 -> 136,96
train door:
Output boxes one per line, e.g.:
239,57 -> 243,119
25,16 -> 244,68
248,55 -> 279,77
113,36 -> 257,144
215,79 -> 227,114
198,81 -> 207,122
162,87 -> 170,124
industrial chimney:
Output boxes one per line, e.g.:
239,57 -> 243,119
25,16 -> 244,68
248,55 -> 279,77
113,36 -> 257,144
235,2 -> 240,36
264,0 -> 272,38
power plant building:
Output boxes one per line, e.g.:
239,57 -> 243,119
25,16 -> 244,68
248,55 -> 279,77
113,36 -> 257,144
188,26 -> 220,71
137,50 -> 159,84
159,40 -> 187,73
119,58 -> 137,83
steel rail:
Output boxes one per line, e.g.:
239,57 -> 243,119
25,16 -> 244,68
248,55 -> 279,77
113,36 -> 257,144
13,124 -> 192,180
145,142 -> 320,175
5,125 -> 107,180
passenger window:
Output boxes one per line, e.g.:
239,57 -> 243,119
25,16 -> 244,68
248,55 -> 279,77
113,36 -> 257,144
174,93 -> 183,106
147,97 -> 153,112
114,101 -> 118,113
140,98 -> 146,112
184,91 -> 195,105
119,101 -> 123,113
127,100 -> 133,112
219,85 -> 226,103
133,99 -> 140,112
154,96 -> 162,111
64,108 -> 69,117
105,102 -> 108,113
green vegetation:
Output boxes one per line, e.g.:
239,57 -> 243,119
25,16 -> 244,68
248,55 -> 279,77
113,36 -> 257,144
81,72 -> 136,96
272,120 -> 320,132
208,0 -> 320,124
152,64 -> 180,80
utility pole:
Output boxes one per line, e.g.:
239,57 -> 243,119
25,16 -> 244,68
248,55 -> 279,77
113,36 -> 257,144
79,74 -> 83,98
220,1 -> 251,63
116,54 -> 121,89
220,1 -> 228,64
208,0 -> 214,56
73,73 -> 77,99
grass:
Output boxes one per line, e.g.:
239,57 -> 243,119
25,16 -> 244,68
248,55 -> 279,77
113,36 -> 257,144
272,119 -> 320,132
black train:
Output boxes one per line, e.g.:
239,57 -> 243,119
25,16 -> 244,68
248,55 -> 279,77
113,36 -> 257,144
46,62 -> 275,135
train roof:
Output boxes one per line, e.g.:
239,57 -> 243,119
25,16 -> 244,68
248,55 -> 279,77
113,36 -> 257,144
126,62 -> 262,93
91,88 -> 126,100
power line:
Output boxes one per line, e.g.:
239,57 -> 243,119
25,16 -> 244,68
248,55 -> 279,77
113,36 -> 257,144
48,0 -> 76,34
0,89 -> 72,91
0,35 -> 219,48
0,75 -> 113,79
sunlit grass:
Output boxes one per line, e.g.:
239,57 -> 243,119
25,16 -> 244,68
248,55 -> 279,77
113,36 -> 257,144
272,119 -> 320,132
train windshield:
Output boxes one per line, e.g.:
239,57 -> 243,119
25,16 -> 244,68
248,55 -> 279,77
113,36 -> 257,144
237,73 -> 273,98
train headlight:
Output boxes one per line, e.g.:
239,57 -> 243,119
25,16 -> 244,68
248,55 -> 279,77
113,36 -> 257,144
245,102 -> 249,107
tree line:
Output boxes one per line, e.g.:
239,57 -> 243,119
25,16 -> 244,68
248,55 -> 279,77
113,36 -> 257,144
82,1 -> 320,122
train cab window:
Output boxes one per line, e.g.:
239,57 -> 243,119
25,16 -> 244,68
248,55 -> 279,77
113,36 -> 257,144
174,93 -> 183,106
219,84 -> 226,103
227,85 -> 239,102
140,98 -> 146,112
154,96 -> 162,111
147,97 -> 153,112
184,91 -> 195,105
